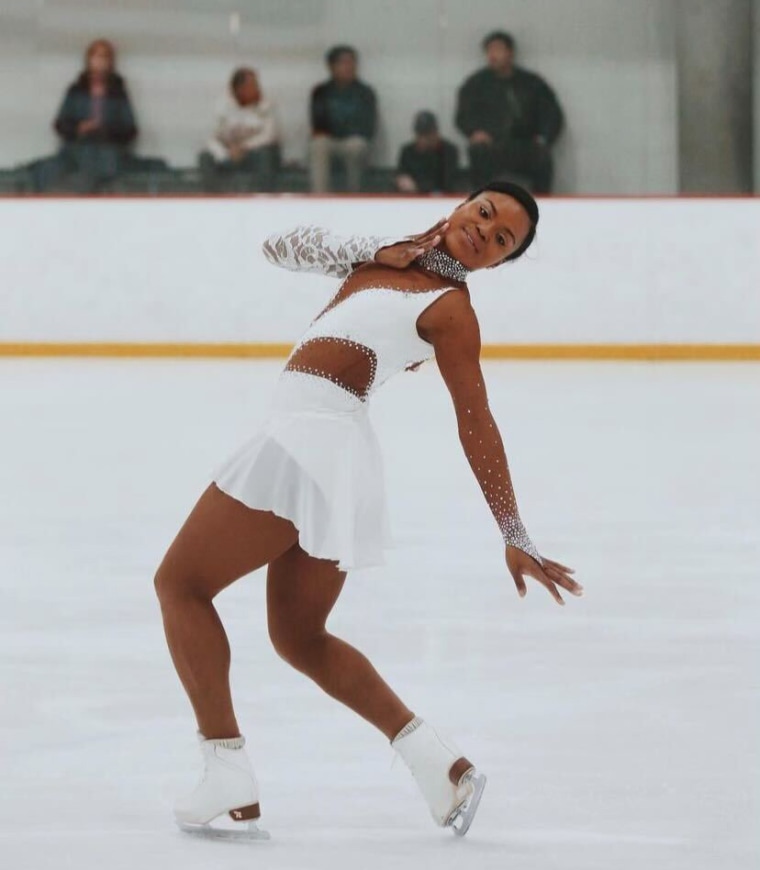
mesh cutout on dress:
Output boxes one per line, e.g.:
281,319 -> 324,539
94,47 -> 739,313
285,337 -> 378,400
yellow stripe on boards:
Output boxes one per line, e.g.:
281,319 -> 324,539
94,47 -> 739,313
0,343 -> 759,361
0,342 -> 292,359
479,344 -> 760,361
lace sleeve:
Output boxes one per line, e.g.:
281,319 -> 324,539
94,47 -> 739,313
262,225 -> 397,279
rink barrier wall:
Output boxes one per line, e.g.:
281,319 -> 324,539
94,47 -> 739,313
2,197 -> 758,356
1,343 -> 758,361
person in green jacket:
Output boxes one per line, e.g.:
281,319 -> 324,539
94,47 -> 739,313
455,31 -> 563,193
309,46 -> 377,193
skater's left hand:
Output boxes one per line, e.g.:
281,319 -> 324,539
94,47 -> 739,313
375,218 -> 450,270
506,547 -> 582,606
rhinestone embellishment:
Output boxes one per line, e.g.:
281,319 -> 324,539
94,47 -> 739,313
416,248 -> 470,283
286,336 -> 377,400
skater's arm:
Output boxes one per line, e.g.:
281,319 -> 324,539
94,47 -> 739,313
262,226 -> 395,279
429,296 -> 541,563
429,294 -> 583,604
262,219 -> 450,279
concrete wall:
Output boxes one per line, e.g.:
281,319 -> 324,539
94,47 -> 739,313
676,0 -> 754,193
755,0 -> 760,192
0,0 -> 678,194
1,197 -> 757,345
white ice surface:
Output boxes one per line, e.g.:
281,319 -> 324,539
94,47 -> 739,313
0,360 -> 758,869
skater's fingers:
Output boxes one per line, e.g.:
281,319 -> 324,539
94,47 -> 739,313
409,223 -> 437,243
404,245 -> 426,263
423,234 -> 442,250
411,218 -> 448,243
511,570 -> 527,599
376,243 -> 424,269
422,222 -> 448,243
548,567 -> 580,589
543,558 -> 575,574
406,235 -> 443,262
545,565 -> 583,596
386,244 -> 427,267
533,569 -> 565,606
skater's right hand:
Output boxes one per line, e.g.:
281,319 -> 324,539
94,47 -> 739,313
506,547 -> 582,606
375,218 -> 450,270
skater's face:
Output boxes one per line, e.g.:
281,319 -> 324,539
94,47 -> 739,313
443,192 -> 532,270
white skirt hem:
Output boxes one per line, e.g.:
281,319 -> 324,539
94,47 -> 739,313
212,373 -> 391,572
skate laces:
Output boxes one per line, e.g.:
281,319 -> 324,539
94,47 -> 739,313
205,735 -> 246,751
390,716 -> 424,745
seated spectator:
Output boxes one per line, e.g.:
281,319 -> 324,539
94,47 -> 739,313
455,30 -> 563,193
395,111 -> 459,194
309,46 -> 377,193
199,67 -> 280,193
30,39 -> 137,193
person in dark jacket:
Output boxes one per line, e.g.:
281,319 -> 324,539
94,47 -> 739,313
395,111 -> 459,194
309,46 -> 377,192
455,31 -> 563,193
32,39 -> 137,192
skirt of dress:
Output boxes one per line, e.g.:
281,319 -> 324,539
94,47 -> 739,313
213,371 -> 391,571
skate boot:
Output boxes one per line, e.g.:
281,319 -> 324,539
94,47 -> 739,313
174,734 -> 270,840
392,717 -> 486,837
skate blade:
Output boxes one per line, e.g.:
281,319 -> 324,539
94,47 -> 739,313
449,772 -> 487,838
177,819 -> 271,841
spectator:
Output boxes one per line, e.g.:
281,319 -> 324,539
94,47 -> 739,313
395,111 -> 459,194
455,30 -> 563,193
31,39 -> 137,193
309,46 -> 377,193
199,67 -> 280,193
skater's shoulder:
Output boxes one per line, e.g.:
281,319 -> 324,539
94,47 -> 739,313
419,288 -> 480,353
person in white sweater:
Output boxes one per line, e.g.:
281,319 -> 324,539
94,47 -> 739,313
199,67 -> 280,192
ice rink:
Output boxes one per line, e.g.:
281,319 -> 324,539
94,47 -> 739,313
1,358 -> 758,870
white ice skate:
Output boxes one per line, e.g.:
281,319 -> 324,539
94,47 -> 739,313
392,718 -> 486,837
174,734 -> 270,841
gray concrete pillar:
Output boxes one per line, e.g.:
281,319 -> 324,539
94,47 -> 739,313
676,0 -> 753,193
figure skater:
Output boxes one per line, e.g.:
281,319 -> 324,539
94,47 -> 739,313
155,180 -> 582,840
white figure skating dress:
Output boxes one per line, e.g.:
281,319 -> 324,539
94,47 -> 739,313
214,227 -> 459,569
213,224 -> 541,570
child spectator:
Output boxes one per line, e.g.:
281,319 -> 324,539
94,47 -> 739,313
199,68 -> 280,193
395,111 -> 459,194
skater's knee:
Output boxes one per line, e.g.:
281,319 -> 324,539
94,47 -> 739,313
268,621 -> 324,672
154,560 -> 207,606
154,563 -> 177,604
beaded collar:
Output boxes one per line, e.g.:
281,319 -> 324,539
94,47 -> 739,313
416,248 -> 470,284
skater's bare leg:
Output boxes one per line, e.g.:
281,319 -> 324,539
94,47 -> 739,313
267,545 -> 414,740
155,484 -> 298,739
